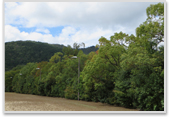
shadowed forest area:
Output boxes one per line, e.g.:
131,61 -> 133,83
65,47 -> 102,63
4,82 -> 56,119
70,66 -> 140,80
5,3 -> 164,111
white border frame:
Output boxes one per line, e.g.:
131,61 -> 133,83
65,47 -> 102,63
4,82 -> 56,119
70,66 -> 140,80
3,0 -> 166,114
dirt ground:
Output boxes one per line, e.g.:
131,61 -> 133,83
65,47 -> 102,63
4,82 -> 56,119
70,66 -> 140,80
5,92 -> 138,111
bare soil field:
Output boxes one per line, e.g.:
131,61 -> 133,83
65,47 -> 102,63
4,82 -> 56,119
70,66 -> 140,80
5,92 -> 138,111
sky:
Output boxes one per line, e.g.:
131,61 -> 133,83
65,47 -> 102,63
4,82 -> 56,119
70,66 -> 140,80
4,2 -> 159,47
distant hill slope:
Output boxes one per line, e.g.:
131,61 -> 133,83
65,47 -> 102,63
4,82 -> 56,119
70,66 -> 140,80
5,41 -> 62,71
50,44 -> 65,49
5,41 -> 98,71
80,46 -> 98,55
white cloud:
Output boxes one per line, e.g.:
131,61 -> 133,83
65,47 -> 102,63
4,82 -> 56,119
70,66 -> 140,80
5,2 -> 159,47
5,25 -> 28,42
5,2 -> 18,9
5,2 -> 158,29
5,25 -> 117,47
5,25 -> 55,43
36,28 -> 50,34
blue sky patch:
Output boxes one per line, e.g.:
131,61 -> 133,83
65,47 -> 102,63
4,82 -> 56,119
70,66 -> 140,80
48,26 -> 64,37
17,26 -> 37,33
10,24 -> 65,37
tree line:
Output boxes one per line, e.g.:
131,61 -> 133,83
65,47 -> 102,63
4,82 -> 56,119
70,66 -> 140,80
5,3 -> 164,111
5,40 -> 98,71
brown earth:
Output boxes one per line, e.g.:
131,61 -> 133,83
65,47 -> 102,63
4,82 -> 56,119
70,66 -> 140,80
5,92 -> 139,111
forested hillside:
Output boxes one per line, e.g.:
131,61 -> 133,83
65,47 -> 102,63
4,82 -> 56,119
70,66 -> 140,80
5,3 -> 164,111
5,41 -> 62,71
5,41 -> 98,71
80,46 -> 98,55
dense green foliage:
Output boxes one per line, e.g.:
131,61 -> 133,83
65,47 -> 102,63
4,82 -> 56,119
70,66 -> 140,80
5,3 -> 164,111
5,41 -> 62,71
80,46 -> 98,55
5,40 -> 98,71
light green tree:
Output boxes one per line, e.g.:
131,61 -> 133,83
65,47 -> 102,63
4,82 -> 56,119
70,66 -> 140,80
49,52 -> 63,63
